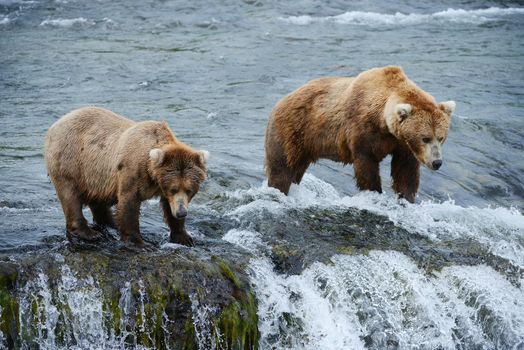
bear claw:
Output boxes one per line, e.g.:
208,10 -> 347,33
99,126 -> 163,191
123,240 -> 156,252
170,234 -> 195,247
67,228 -> 102,242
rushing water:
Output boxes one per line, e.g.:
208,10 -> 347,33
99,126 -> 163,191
1,0 -> 523,349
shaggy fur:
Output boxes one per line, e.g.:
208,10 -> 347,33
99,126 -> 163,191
265,66 -> 454,202
44,106 -> 208,247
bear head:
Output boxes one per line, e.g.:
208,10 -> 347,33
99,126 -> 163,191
148,145 -> 209,218
385,96 -> 455,170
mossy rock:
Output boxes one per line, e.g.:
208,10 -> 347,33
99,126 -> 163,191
0,243 -> 259,349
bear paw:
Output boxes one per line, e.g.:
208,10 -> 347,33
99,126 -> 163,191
67,227 -> 102,242
122,240 -> 156,252
170,233 -> 195,247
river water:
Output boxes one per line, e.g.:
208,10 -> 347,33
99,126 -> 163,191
0,0 -> 523,349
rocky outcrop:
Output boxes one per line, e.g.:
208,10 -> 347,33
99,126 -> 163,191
0,238 -> 258,349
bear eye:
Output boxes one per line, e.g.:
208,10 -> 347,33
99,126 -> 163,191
422,137 -> 431,144
186,189 -> 193,196
170,189 -> 177,195
438,137 -> 444,143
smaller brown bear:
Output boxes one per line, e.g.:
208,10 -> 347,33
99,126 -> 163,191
44,107 -> 209,248
265,66 -> 455,203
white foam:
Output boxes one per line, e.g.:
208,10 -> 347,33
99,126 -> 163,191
0,16 -> 10,25
17,264 -> 180,349
0,0 -> 33,4
225,173 -> 524,267
224,173 -> 339,216
0,205 -> 60,213
249,256 -> 366,349
245,249 -> 523,349
326,252 -> 457,348
280,7 -> 524,26
222,229 -> 268,253
18,265 -> 119,349
0,306 -> 5,347
160,242 -> 186,250
436,264 -> 524,346
56,266 -> 110,349
189,293 -> 224,350
206,112 -> 218,120
336,193 -> 524,267
245,251 -> 524,349
40,17 -> 94,27
0,0 -> 36,4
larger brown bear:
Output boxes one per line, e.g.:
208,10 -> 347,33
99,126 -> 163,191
265,66 -> 455,203
44,107 -> 209,248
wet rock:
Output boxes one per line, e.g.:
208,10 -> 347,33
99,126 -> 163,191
245,207 -> 522,285
270,244 -> 304,275
0,240 -> 259,349
0,262 -> 17,291
0,261 -> 18,348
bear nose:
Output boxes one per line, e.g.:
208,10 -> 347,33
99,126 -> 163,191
432,160 -> 442,170
176,205 -> 187,219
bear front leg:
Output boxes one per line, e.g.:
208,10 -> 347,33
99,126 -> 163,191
391,150 -> 420,203
116,191 -> 146,247
160,196 -> 194,247
353,154 -> 382,193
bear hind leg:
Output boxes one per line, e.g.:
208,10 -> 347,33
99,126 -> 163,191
292,163 -> 309,185
89,202 -> 116,229
55,181 -> 101,241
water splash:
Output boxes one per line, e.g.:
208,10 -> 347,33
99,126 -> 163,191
15,265 -> 182,349
56,265 -> 112,348
280,7 -> 524,26
225,174 -> 524,268
0,15 -> 10,25
437,265 -> 524,348
222,229 -> 268,254
39,17 -> 94,27
118,280 -> 166,349
17,264 -> 119,349
223,225 -> 524,350
189,293 -> 224,350
221,176 -> 524,349
0,306 -> 5,347
118,281 -> 136,347
18,272 -> 59,348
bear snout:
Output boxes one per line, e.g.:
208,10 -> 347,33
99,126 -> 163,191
432,159 -> 442,170
169,194 -> 189,219
175,205 -> 188,218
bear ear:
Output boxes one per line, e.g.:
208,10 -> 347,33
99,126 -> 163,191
149,148 -> 165,166
395,103 -> 412,121
197,150 -> 209,166
439,100 -> 455,117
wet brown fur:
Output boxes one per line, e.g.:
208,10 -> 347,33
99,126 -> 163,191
44,106 -> 207,247
265,66 -> 452,202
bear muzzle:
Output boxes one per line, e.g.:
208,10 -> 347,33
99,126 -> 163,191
175,205 -> 187,218
169,193 -> 189,219
432,159 -> 442,170
423,158 -> 443,171
422,142 -> 443,171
